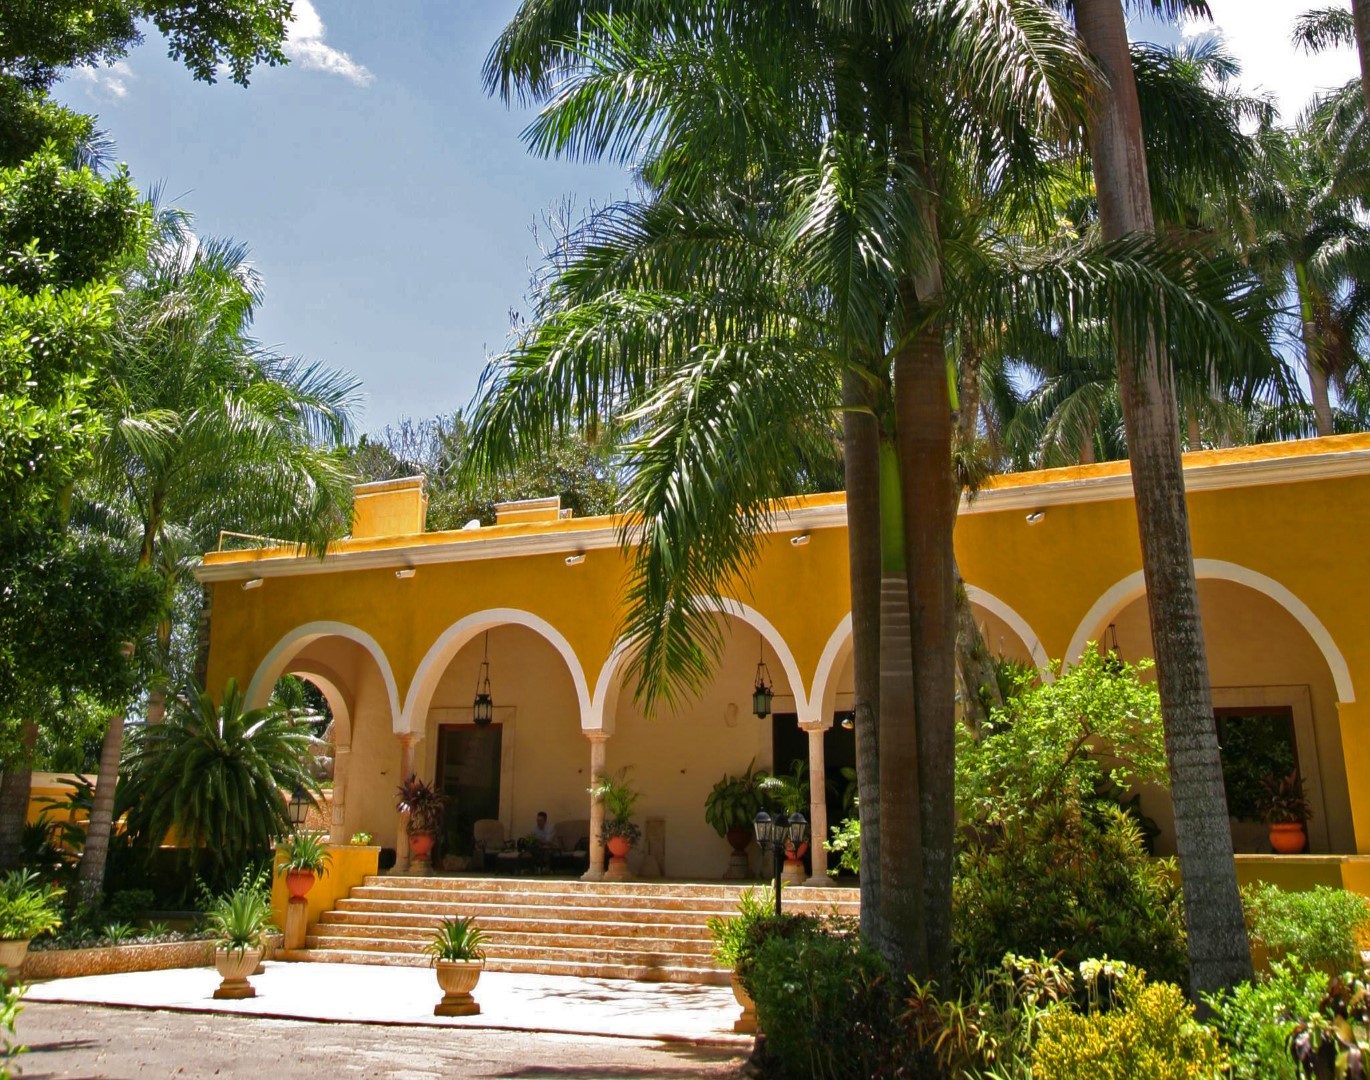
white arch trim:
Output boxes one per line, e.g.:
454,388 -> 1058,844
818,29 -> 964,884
587,596 -> 818,731
810,614 -> 853,725
1065,559 -> 1355,703
245,621 -> 402,728
965,586 -> 1054,680
401,608 -> 592,736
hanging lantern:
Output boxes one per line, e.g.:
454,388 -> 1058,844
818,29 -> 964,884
752,635 -> 773,718
287,786 -> 310,829
472,630 -> 494,726
1103,623 -> 1123,674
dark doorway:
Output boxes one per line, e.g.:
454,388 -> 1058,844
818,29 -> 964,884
1215,706 -> 1298,823
770,712 -> 859,874
435,724 -> 503,858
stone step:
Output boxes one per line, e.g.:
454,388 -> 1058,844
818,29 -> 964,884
286,947 -> 729,986
341,888 -> 849,915
317,909 -> 716,940
308,923 -> 716,956
304,934 -> 722,970
366,875 -> 858,905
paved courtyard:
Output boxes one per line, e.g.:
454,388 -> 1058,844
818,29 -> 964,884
14,1002 -> 747,1078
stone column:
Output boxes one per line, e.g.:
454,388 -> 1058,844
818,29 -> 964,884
391,732 -> 420,874
582,733 -> 608,881
329,743 -> 351,846
804,723 -> 831,886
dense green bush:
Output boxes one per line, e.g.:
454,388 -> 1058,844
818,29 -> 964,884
705,887 -> 772,968
1207,959 -> 1329,1080
742,916 -> 929,1080
0,870 -> 61,941
1243,884 -> 1370,971
1031,968 -> 1226,1079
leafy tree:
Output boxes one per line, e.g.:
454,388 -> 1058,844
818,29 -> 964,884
116,679 -> 320,879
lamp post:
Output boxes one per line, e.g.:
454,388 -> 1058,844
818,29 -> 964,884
753,809 -> 808,915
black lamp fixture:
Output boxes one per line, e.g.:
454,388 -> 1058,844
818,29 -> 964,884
753,808 -> 809,914
472,630 -> 494,727
287,785 -> 310,830
1103,623 -> 1123,674
752,635 -> 773,718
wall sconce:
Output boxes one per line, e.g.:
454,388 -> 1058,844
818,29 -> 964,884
1025,510 -> 1045,525
395,568 -> 417,579
565,553 -> 586,566
790,534 -> 810,547
241,577 -> 263,591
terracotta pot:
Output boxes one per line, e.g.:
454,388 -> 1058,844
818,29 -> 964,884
0,938 -> 30,977
731,969 -> 758,1034
434,958 -> 484,1016
606,836 -> 633,859
1270,822 -> 1308,854
285,869 -> 315,900
784,839 -> 810,861
213,946 -> 261,999
725,825 -> 752,854
408,831 -> 435,860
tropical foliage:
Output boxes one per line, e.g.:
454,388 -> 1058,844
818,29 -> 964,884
116,679 -> 320,878
425,916 -> 487,964
0,870 -> 61,941
204,877 -> 273,955
279,831 -> 331,878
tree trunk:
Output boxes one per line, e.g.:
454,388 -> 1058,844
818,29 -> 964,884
842,367 -> 883,943
1355,0 -> 1370,113
0,721 -> 38,870
1295,262 -> 1334,437
954,565 -> 1001,734
1076,0 -> 1252,997
79,712 -> 124,903
193,584 -> 213,691
876,436 -> 927,978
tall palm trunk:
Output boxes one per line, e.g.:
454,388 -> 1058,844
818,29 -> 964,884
1356,0 -> 1370,113
842,367 -> 883,943
0,721 -> 39,870
876,435 -> 927,976
1076,0 -> 1252,996
78,712 -> 124,902
1295,262 -> 1334,437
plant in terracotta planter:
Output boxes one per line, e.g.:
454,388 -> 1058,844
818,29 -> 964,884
205,882 -> 273,1000
279,830 -> 332,899
706,888 -> 773,1033
1258,769 -> 1313,854
396,775 -> 449,867
426,915 -> 487,1016
0,871 -> 62,976
706,760 -> 763,845
591,769 -> 642,878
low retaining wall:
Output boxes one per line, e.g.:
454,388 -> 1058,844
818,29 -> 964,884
23,939 -> 214,979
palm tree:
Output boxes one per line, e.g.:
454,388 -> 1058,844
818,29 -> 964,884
76,220 -> 360,902
1070,0 -> 1253,995
116,679 -> 320,880
1294,4 -> 1370,114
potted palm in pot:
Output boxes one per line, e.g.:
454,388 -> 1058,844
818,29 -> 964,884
591,768 -> 642,881
426,915 -> 487,1016
279,830 -> 332,899
706,888 -> 773,1034
396,775 -> 448,871
705,761 -> 763,878
0,870 -> 62,976
206,882 -> 274,999
1259,769 -> 1313,854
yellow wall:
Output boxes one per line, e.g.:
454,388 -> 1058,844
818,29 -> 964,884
270,844 -> 379,930
199,434 -> 1370,870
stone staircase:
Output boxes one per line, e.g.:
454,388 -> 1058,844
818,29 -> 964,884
288,876 -> 860,985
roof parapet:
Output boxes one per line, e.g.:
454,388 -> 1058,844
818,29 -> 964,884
494,495 -> 569,527
352,475 -> 428,539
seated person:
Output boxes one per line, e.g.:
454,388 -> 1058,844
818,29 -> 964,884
531,811 -> 556,845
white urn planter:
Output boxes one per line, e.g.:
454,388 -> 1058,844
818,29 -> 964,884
213,947 -> 261,1000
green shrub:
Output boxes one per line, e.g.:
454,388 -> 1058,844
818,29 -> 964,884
0,871 -> 61,941
1287,969 -> 1370,1079
1206,959 -> 1329,1080
107,888 -> 154,922
1242,884 -> 1370,970
827,814 -> 860,876
744,917 -> 926,1080
1031,969 -> 1226,1079
953,804 -> 1188,986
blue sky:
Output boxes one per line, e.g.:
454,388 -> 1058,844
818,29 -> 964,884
54,2 -> 1357,433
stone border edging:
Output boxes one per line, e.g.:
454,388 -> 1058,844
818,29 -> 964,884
23,940 -> 215,980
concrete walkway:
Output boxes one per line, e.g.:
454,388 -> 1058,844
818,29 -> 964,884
23,962 -> 749,1047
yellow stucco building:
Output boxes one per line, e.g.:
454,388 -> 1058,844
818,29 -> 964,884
200,433 -> 1370,890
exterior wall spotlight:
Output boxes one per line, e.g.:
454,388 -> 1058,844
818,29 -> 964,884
1025,510 -> 1046,525
565,553 -> 587,566
242,577 -> 264,590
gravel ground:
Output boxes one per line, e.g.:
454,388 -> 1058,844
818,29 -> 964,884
14,1002 -> 749,1079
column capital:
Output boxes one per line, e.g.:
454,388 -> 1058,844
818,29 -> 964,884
396,730 -> 422,747
799,720 -> 832,733
584,729 -> 612,743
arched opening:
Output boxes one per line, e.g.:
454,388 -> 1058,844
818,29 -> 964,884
598,604 -> 807,879
404,612 -> 591,871
1081,576 -> 1354,855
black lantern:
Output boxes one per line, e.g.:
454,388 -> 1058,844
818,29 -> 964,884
752,635 -> 773,718
287,785 -> 310,829
472,631 -> 494,726
754,808 -> 794,913
1103,623 -> 1123,674
786,811 -> 809,850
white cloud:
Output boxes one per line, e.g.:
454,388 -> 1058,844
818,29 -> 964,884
72,60 -> 135,101
1184,0 -> 1358,122
284,0 -> 374,86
